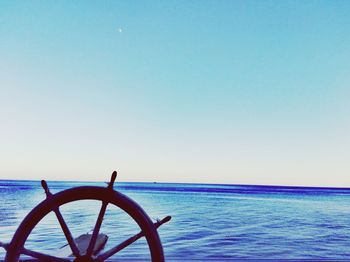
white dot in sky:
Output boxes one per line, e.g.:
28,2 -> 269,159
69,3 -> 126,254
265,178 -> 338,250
117,27 -> 123,33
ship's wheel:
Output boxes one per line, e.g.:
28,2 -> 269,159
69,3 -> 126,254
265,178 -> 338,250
3,171 -> 171,262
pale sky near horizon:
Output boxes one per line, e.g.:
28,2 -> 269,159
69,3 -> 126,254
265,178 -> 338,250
1,1 -> 349,186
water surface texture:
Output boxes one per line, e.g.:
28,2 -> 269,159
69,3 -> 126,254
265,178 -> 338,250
1,180 -> 350,260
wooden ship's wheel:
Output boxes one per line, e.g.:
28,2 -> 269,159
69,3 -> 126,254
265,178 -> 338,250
1,171 -> 171,262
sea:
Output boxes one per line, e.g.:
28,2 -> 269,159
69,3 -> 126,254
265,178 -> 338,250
1,180 -> 350,261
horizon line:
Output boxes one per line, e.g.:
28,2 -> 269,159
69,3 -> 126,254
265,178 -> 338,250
1,178 -> 350,190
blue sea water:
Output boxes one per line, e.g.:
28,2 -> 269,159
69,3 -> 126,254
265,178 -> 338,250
1,180 -> 350,260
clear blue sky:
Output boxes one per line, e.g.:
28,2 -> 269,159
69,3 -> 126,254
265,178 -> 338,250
1,1 -> 349,186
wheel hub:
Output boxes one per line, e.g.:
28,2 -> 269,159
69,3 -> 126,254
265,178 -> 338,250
74,255 -> 100,262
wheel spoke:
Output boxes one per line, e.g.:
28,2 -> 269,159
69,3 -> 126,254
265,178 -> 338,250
86,201 -> 108,256
98,216 -> 171,260
21,247 -> 71,262
54,207 -> 80,257
97,229 -> 144,260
